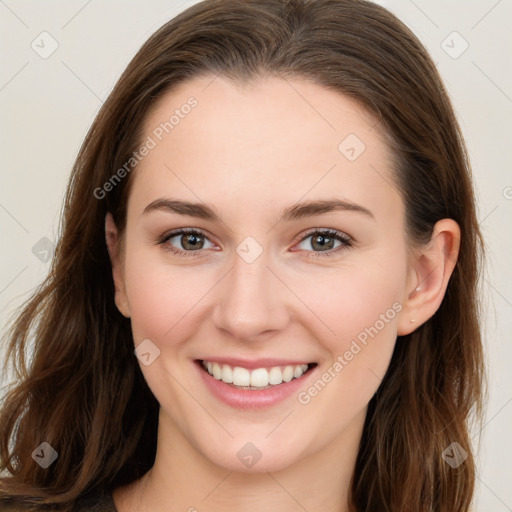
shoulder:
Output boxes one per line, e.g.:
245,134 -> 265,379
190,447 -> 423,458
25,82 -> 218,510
72,489 -> 117,511
0,490 -> 117,512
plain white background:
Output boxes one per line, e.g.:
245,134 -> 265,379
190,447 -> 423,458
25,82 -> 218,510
0,1 -> 511,509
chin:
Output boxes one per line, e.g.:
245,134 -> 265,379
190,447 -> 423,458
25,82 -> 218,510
204,445 -> 301,474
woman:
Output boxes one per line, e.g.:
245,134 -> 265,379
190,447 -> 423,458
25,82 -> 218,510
0,0 -> 485,510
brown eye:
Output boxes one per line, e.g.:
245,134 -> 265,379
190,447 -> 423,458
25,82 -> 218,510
295,229 -> 352,257
310,233 -> 336,251
159,229 -> 214,255
179,233 -> 205,250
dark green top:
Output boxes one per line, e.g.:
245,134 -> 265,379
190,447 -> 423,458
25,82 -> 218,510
72,490 -> 117,511
0,490 -> 117,511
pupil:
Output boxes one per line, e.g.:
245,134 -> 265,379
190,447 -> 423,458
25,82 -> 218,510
183,234 -> 203,250
313,234 -> 333,251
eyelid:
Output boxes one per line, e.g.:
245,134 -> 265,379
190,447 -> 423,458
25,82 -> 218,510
292,227 -> 351,244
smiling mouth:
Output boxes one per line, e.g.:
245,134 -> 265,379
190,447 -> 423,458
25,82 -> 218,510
198,359 -> 317,390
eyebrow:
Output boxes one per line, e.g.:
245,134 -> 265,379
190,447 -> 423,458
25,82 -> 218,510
142,197 -> 375,222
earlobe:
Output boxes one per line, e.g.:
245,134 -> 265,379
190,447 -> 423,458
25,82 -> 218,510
105,212 -> 131,318
397,219 -> 460,335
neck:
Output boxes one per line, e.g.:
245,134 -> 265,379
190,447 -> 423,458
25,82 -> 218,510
114,408 -> 365,512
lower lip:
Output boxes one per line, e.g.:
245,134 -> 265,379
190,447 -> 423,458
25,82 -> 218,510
195,361 -> 316,410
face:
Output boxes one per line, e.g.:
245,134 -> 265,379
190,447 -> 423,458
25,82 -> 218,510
108,74 -> 419,473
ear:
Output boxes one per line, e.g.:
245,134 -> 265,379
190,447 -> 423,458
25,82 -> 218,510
397,219 -> 460,335
105,212 -> 131,318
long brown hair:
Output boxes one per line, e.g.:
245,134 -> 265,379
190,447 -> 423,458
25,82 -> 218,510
0,0 -> 485,510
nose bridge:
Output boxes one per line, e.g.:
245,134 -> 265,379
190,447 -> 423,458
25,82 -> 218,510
213,246 -> 288,340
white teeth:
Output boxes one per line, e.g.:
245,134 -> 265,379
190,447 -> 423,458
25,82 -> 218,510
282,365 -> 294,382
202,360 -> 311,388
268,367 -> 283,385
221,364 -> 233,383
212,363 -> 222,380
294,364 -> 308,379
250,368 -> 269,387
232,366 -> 251,386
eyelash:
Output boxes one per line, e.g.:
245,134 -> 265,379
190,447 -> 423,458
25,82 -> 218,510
157,228 -> 353,258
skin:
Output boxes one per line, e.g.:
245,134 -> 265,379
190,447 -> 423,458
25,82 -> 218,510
106,74 -> 460,512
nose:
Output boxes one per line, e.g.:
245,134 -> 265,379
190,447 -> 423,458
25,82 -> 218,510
212,249 -> 290,342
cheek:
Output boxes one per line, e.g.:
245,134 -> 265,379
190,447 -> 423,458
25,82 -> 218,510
293,251 -> 407,399
122,247 -> 204,344
293,268 -> 403,421
301,258 -> 406,346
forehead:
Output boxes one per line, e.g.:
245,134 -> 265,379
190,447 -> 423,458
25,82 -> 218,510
128,74 -> 403,224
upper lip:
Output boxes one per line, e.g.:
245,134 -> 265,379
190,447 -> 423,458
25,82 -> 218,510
197,357 -> 315,370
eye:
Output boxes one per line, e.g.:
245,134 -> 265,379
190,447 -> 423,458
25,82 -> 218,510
294,229 -> 352,257
157,227 -> 352,258
158,228 -> 215,256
